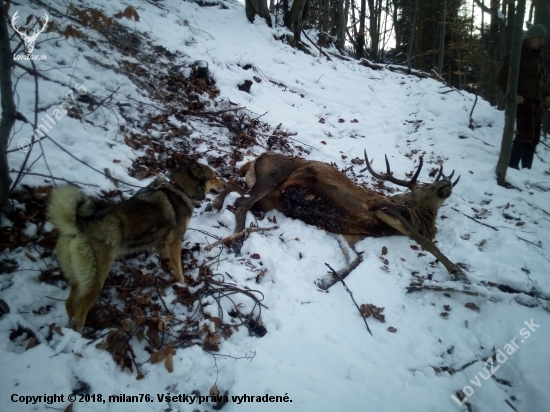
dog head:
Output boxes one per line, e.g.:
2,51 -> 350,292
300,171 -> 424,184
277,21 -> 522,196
170,159 -> 226,202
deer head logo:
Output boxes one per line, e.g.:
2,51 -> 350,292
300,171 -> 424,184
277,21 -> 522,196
11,11 -> 49,55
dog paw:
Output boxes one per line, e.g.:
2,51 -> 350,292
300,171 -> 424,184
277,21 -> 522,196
70,318 -> 84,334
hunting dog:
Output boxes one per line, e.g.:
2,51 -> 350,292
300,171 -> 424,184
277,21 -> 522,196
47,159 -> 225,333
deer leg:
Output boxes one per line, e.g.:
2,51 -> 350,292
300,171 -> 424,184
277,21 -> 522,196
373,209 -> 469,283
230,188 -> 274,254
316,235 -> 364,290
212,182 -> 247,211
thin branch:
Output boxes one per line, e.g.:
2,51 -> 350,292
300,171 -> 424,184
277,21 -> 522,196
204,226 -> 278,251
325,263 -> 372,336
8,170 -> 99,187
302,30 -> 332,61
451,207 -> 499,231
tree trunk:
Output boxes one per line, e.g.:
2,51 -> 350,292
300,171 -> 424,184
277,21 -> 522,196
287,0 -> 308,42
496,0 -> 526,186
337,0 -> 349,50
246,0 -> 272,27
407,0 -> 420,73
367,0 -> 378,61
357,0 -> 367,58
413,0 -> 424,70
319,0 -> 331,47
0,0 -> 16,210
534,0 -> 550,143
487,0 -> 500,105
437,0 -> 447,74
535,0 -> 550,27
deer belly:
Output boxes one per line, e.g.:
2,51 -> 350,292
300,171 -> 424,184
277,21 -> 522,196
279,186 -> 387,236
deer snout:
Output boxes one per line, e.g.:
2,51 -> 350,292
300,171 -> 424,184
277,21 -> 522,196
435,179 -> 453,199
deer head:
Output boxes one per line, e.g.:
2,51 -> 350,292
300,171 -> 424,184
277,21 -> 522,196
363,150 -> 460,215
11,11 -> 49,55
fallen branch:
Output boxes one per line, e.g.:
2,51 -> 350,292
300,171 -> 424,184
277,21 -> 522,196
204,226 -> 278,251
451,207 -> 499,231
302,31 -> 332,61
325,263 -> 372,336
328,51 -> 353,61
406,285 -> 479,296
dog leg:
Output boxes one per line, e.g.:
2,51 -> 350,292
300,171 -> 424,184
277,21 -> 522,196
166,239 -> 184,283
71,248 -> 116,333
65,285 -> 80,319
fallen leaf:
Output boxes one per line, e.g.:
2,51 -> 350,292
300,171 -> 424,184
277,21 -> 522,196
465,302 -> 480,311
381,246 -> 388,255
150,351 -> 167,364
250,253 -> 261,259
210,384 -> 219,398
410,245 -> 419,250
165,351 -> 174,373
26,337 -> 37,350
136,329 -> 145,343
387,326 -> 397,333
320,141 -> 326,145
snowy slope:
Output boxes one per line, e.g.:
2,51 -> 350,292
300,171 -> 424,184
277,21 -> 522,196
1,1 -> 550,412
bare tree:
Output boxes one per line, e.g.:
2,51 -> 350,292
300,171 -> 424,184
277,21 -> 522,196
367,0 -> 379,60
286,0 -> 309,43
0,0 -> 16,210
437,0 -> 447,74
246,0 -> 272,27
357,0 -> 366,58
496,0 -> 526,186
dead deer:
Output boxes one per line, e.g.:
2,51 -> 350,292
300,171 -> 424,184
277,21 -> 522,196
213,151 -> 467,288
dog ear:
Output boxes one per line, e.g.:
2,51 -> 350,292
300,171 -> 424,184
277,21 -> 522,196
189,159 -> 203,180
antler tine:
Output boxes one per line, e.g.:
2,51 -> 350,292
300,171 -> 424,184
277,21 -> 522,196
363,150 -> 422,188
410,156 -> 423,184
452,176 -> 460,187
11,11 -> 26,36
361,150 -> 386,180
434,163 -> 443,181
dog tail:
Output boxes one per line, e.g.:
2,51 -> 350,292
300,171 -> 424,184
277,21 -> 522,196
47,185 -> 94,236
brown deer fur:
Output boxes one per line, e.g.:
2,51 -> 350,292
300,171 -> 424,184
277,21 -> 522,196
214,151 -> 467,285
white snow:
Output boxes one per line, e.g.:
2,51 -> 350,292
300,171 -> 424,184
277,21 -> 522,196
1,1 -> 549,412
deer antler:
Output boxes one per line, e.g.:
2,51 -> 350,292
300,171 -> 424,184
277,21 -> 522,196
11,11 -> 28,37
362,150 -> 422,189
29,13 -> 49,41
434,164 -> 460,187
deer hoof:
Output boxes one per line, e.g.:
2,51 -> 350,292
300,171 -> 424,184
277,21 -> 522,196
450,267 -> 469,284
230,239 -> 243,256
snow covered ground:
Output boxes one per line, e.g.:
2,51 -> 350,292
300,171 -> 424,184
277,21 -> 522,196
1,1 -> 550,411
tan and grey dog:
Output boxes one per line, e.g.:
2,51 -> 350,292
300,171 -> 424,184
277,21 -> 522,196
47,159 -> 225,333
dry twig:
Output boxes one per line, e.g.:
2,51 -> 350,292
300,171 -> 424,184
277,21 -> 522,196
204,226 -> 278,251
